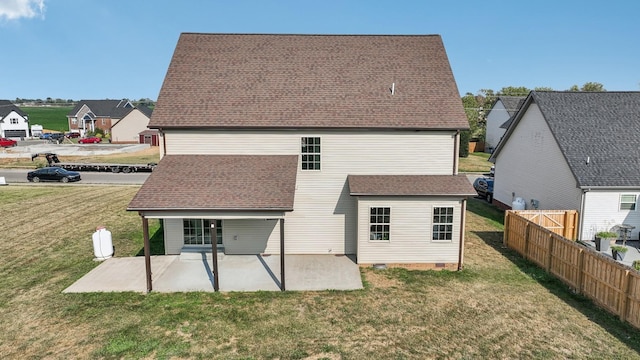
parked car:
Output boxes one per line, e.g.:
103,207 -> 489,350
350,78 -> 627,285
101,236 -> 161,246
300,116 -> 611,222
0,137 -> 17,147
78,136 -> 102,144
65,132 -> 81,138
473,177 -> 494,202
49,133 -> 65,142
27,167 -> 81,183
39,133 -> 51,140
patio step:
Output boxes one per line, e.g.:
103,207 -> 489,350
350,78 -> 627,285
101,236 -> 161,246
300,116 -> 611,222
180,247 -> 225,262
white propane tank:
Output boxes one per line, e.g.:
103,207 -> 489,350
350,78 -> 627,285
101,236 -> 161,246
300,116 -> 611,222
92,226 -> 113,260
512,197 -> 526,210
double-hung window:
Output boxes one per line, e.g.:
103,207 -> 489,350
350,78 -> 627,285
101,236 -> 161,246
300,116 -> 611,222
370,207 -> 390,241
301,137 -> 321,170
620,195 -> 637,211
432,207 -> 454,241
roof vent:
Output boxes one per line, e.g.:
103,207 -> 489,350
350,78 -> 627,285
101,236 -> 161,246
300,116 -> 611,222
391,82 -> 395,95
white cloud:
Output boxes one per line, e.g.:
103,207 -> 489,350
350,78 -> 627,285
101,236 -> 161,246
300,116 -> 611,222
0,0 -> 45,21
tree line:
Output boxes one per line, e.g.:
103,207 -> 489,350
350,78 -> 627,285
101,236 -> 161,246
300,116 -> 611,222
12,97 -> 156,107
459,82 -> 606,157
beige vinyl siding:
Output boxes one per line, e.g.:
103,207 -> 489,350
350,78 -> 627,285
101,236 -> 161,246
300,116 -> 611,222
494,103 -> 581,210
111,109 -> 150,143
163,129 -> 457,255
164,218 -> 184,255
223,219 -> 279,254
581,191 -> 640,241
356,196 -> 462,264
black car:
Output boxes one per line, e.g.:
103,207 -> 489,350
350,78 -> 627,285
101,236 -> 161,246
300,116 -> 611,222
473,177 -> 494,202
27,167 -> 81,183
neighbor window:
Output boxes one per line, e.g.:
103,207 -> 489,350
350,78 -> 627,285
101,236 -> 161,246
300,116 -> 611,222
432,207 -> 454,241
10,118 -> 18,124
183,219 -> 223,245
369,207 -> 390,241
620,195 -> 637,210
301,137 -> 321,170
71,118 -> 77,124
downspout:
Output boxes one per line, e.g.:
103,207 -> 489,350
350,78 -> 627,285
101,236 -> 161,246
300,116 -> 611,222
453,130 -> 460,175
578,189 -> 588,241
159,128 -> 167,159
457,198 -> 467,271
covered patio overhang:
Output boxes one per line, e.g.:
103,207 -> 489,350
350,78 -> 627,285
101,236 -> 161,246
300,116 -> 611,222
127,154 -> 299,293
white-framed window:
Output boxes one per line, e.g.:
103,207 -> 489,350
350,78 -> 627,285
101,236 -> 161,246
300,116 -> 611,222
369,207 -> 390,241
183,219 -> 223,245
301,137 -> 321,170
72,118 -> 77,124
620,195 -> 637,211
432,207 -> 454,241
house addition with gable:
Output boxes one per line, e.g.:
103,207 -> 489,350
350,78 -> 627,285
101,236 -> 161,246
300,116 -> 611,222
127,33 -> 476,271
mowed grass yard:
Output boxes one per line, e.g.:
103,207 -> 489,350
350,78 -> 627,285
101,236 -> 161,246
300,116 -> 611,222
1,186 -> 639,359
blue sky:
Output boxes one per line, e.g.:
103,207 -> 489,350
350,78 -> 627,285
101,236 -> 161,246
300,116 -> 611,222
1,0 -> 638,101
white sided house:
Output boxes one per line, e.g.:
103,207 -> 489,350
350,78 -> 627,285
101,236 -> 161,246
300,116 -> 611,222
484,96 -> 525,153
0,100 -> 29,139
128,33 -> 476,280
489,91 -> 640,241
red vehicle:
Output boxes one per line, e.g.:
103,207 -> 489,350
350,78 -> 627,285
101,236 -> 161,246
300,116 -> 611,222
0,137 -> 17,147
65,132 -> 81,138
78,137 -> 102,144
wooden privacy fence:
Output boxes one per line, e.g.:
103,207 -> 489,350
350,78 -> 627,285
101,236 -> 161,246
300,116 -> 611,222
504,210 -> 640,330
510,210 -> 578,240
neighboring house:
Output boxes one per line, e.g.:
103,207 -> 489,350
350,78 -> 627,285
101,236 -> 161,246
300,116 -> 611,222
484,96 -> 525,152
0,100 -> 29,139
489,91 -> 640,241
67,100 -> 152,142
110,105 -> 153,143
128,33 -> 475,271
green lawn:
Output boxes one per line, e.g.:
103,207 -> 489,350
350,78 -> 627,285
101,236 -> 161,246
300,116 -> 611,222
22,106 -> 72,132
459,151 -> 492,173
0,186 -> 638,359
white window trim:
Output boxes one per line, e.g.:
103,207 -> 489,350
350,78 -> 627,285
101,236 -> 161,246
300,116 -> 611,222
431,206 -> 454,242
368,206 -> 391,243
300,136 -> 321,171
620,194 -> 637,211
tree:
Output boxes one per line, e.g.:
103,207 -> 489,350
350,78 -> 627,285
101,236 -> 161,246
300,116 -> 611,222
568,82 -> 605,92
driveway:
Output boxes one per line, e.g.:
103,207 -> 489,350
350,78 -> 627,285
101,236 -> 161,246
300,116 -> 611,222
63,254 -> 363,293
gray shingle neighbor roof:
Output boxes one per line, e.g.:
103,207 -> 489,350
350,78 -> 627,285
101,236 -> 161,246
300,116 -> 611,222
68,100 -> 134,118
150,33 -> 468,130
128,155 -> 298,211
494,91 -> 640,188
0,100 -> 28,118
496,96 -> 526,129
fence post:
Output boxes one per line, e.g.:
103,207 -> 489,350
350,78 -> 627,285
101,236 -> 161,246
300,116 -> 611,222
524,222 -> 530,260
576,248 -> 584,294
504,211 -> 510,247
620,270 -> 631,322
547,233 -> 554,272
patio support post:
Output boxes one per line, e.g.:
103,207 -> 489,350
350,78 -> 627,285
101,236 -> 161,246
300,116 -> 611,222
141,214 -> 152,293
211,224 -> 219,291
280,218 -> 285,291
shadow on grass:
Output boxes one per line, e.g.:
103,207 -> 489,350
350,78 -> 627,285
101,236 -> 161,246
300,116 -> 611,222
135,223 -> 165,256
474,228 -> 640,352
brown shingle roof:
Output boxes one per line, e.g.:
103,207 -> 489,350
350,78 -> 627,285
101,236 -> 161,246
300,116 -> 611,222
151,33 -> 467,130
127,155 -> 298,211
348,175 -> 476,196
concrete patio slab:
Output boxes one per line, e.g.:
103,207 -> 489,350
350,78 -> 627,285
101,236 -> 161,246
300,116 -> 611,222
63,254 -> 363,293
